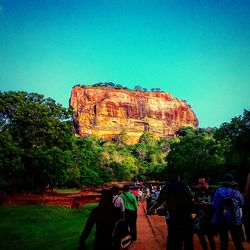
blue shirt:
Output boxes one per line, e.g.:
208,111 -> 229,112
212,187 -> 244,225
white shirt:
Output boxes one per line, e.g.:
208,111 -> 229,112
112,195 -> 125,212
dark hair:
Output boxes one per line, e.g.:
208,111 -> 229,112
167,167 -> 180,181
100,189 -> 113,204
111,186 -> 120,195
220,173 -> 238,187
123,185 -> 130,192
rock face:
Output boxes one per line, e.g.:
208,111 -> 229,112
70,86 -> 199,143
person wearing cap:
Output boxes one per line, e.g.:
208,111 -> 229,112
212,173 -> 245,250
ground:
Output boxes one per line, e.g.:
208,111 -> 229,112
131,200 -> 250,250
2,190 -> 250,250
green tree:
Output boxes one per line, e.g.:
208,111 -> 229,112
138,132 -> 157,146
176,126 -> 196,137
132,132 -> 168,180
214,109 -> 250,189
0,132 -> 23,191
101,141 -> 138,181
113,130 -> 129,147
0,91 -> 73,191
71,136 -> 106,185
167,134 -> 225,183
134,85 -> 142,91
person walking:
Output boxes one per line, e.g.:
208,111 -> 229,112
149,168 -> 195,250
243,172 -> 250,243
193,178 -> 215,250
145,185 -> 152,214
212,173 -> 245,250
78,189 -> 118,250
112,186 -> 125,219
120,184 -> 138,242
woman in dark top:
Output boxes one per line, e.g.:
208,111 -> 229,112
78,189 -> 117,250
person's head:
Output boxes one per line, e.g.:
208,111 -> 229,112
123,184 -> 130,192
198,178 -> 206,185
167,167 -> 180,181
220,173 -> 238,188
100,189 -> 113,205
198,178 -> 209,190
111,186 -> 120,195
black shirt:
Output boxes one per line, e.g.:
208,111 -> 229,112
157,180 -> 194,223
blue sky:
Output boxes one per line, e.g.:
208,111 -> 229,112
0,0 -> 250,128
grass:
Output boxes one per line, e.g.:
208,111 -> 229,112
0,203 -> 98,250
55,188 -> 81,194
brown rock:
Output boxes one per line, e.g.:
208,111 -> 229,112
70,86 -> 198,143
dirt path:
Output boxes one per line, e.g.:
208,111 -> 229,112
130,200 -> 250,250
129,201 -> 165,250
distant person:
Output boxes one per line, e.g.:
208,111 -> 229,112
243,172 -> 250,243
120,185 -> 138,242
193,178 -> 215,250
212,173 -> 245,250
149,186 -> 161,214
149,168 -> 195,250
155,186 -> 161,199
78,189 -> 118,250
138,188 -> 143,202
145,186 -> 152,214
133,186 -> 139,204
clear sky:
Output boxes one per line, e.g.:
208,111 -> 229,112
0,0 -> 250,128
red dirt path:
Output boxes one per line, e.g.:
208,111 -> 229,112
131,200 -> 250,250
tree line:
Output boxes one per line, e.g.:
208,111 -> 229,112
0,91 -> 249,192
73,82 -> 163,92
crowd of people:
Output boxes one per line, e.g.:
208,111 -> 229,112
78,172 -> 250,250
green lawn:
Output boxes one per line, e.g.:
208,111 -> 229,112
0,203 -> 97,250
55,188 -> 81,194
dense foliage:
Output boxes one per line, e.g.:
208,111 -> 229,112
0,91 -> 249,192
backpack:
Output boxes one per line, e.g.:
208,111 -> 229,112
112,219 -> 132,249
113,196 -> 124,220
218,196 -> 238,225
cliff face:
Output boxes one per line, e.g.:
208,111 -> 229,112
70,86 -> 198,143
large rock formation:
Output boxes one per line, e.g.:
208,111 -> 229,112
70,86 -> 198,143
